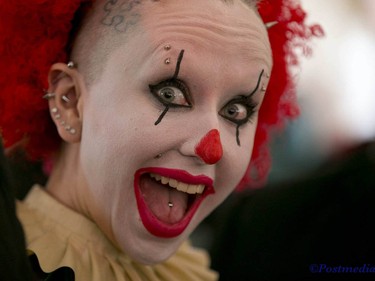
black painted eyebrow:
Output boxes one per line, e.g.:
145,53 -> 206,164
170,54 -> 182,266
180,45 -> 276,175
246,69 -> 264,100
235,69 -> 265,146
173,50 -> 185,79
154,49 -> 185,126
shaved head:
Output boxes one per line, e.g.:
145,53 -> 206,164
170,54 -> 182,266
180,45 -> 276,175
70,0 -> 262,87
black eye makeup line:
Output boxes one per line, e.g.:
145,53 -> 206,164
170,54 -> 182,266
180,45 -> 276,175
235,69 -> 264,146
153,49 -> 185,126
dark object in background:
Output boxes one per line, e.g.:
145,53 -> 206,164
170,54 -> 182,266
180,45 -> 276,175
0,141 -> 33,281
209,141 -> 375,281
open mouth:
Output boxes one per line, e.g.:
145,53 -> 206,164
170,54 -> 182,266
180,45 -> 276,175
134,167 -> 214,238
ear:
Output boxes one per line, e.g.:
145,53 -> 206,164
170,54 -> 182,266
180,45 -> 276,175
46,63 -> 86,143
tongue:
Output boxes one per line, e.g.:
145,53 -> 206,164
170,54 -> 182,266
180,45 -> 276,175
140,175 -> 188,224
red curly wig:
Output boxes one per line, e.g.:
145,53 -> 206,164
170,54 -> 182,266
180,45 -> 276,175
0,0 -> 322,189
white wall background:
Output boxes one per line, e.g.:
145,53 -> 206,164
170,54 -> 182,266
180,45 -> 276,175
269,0 -> 375,182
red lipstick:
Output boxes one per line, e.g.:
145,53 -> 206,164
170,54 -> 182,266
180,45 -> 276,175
134,167 -> 214,238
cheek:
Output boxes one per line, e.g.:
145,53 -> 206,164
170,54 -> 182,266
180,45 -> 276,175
218,125 -> 256,193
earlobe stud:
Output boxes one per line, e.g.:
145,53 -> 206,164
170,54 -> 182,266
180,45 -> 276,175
50,108 -> 76,135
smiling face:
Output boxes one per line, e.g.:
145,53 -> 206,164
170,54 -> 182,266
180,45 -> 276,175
75,0 -> 271,264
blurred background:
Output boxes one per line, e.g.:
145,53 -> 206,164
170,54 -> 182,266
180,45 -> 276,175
269,0 -> 375,183
192,0 -> 375,262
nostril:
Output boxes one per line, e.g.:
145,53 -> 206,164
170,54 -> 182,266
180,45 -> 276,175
195,129 -> 223,165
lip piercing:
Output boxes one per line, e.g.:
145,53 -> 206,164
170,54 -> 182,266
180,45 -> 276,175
154,153 -> 163,159
168,202 -> 173,208
261,85 -> 267,92
164,44 -> 171,51
266,73 -> 270,78
165,58 -> 171,65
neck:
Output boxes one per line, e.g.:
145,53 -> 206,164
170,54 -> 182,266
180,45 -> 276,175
45,143 -> 90,218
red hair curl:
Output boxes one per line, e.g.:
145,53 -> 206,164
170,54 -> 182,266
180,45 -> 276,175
0,0 -> 323,188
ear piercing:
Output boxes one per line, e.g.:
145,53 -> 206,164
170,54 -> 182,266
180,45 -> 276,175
50,107 -> 76,135
67,61 -> 76,68
43,92 -> 56,99
61,95 -> 70,102
265,21 -> 278,29
43,91 -> 71,103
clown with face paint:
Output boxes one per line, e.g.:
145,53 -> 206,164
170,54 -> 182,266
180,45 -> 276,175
0,0 -> 321,280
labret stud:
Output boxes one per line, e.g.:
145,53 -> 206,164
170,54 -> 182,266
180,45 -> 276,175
164,44 -> 171,51
165,58 -> 171,65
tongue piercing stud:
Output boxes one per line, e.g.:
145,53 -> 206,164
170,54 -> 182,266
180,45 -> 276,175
168,202 -> 173,208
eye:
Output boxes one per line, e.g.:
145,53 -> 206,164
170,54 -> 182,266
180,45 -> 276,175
219,100 -> 257,125
149,79 -> 192,108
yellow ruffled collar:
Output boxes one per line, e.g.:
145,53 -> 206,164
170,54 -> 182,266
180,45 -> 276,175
17,185 -> 218,281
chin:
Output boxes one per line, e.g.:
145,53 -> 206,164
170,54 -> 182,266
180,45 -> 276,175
119,235 -> 185,265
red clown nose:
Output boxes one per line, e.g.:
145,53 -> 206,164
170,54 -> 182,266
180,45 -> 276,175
195,129 -> 223,165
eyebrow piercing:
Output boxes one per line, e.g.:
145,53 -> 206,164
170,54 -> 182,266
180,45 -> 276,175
155,49 -> 185,126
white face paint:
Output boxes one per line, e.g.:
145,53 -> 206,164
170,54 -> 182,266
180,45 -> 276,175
78,0 -> 271,264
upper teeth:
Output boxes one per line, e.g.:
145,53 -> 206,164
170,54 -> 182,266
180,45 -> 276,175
150,173 -> 205,195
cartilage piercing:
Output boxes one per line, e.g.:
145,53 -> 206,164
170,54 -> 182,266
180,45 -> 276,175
43,92 -> 56,99
265,21 -> 278,29
67,61 -> 76,68
62,95 -> 70,103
